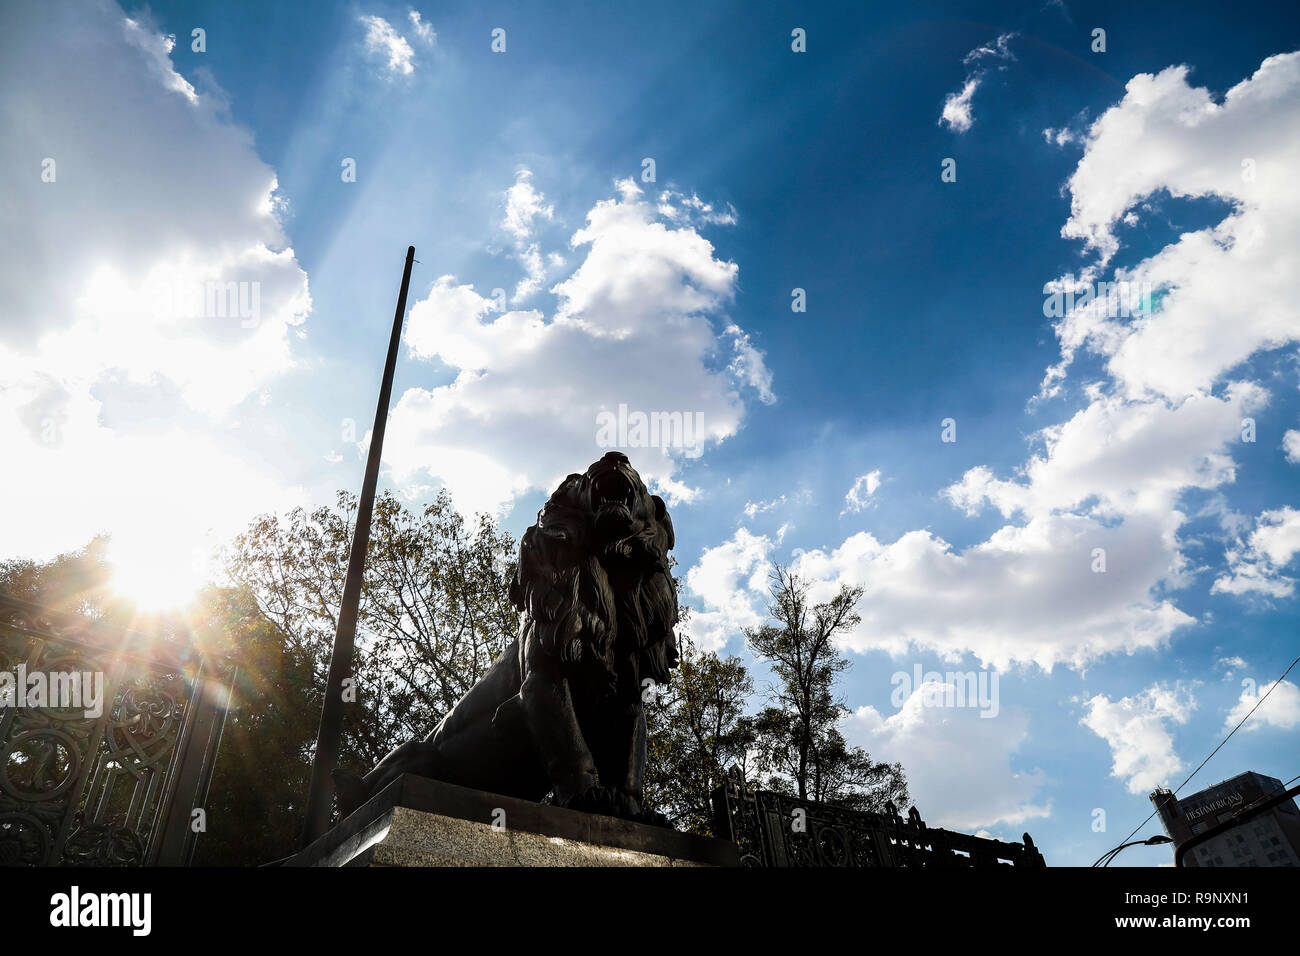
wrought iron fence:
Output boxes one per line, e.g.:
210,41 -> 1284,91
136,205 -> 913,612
0,596 -> 233,866
711,769 -> 1046,867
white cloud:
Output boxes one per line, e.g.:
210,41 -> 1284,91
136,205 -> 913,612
1224,679 -> 1300,732
500,170 -> 560,303
789,516 -> 1194,672
845,684 -> 1050,830
724,324 -> 775,405
502,169 -> 555,241
1042,126 -> 1077,146
946,385 -> 1263,521
1213,505 -> 1300,597
408,10 -> 435,45
1044,53 -> 1300,401
1081,683 -> 1196,794
940,78 -> 980,133
655,189 -> 738,226
962,33 -> 1016,67
360,14 -> 415,76
1284,428 -> 1300,464
0,1 -> 311,591
123,17 -> 197,102
841,470 -> 882,515
743,498 -> 781,519
742,488 -> 809,519
683,528 -> 774,650
1216,656 -> 1249,679
686,509 -> 1196,672
385,178 -> 771,518
1252,506 -> 1300,566
648,473 -> 700,508
1210,560 -> 1294,598
938,33 -> 1016,133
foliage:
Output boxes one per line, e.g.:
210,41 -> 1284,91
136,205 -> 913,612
644,628 -> 755,835
225,489 -> 519,784
186,585 -> 318,865
747,565 -> 909,813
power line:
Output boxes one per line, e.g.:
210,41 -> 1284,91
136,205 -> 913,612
1116,653 -> 1300,849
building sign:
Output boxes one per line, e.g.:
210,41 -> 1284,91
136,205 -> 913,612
1185,791 -> 1245,822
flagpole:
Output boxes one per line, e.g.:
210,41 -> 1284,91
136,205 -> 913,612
302,244 -> 416,846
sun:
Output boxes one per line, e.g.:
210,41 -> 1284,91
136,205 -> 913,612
108,539 -> 205,612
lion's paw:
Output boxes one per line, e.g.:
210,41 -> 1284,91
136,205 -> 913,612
559,784 -> 620,817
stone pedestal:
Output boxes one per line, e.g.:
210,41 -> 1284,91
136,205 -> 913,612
286,774 -> 739,867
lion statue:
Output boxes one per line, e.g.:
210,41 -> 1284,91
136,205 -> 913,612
333,452 -> 679,827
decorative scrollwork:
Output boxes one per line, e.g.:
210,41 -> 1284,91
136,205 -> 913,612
848,827 -> 880,867
814,823 -> 850,866
0,602 -> 224,867
61,822 -> 145,867
0,812 -> 51,866
0,729 -> 80,801
105,681 -> 183,778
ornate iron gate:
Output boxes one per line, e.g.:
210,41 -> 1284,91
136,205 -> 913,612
0,596 -> 233,866
712,769 -> 1046,867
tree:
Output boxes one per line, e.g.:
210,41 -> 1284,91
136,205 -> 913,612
225,489 -> 518,784
643,628 -> 755,835
747,565 -> 908,812
2,536 -> 137,626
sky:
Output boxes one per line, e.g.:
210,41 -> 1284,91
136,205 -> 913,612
2,0 -> 1299,866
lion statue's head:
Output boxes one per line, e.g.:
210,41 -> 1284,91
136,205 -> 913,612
510,452 -> 679,699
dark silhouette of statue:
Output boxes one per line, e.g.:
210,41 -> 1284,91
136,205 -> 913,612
333,452 -> 679,827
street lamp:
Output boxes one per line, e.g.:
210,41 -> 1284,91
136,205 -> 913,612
1092,834 -> 1173,867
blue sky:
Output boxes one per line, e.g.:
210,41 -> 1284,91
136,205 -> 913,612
3,0 -> 1299,865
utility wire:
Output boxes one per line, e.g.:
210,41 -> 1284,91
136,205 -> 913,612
1116,653 -> 1300,849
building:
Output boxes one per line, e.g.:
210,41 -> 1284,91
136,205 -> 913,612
1151,771 -> 1300,867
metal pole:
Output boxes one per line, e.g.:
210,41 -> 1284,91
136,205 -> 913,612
302,245 -> 416,846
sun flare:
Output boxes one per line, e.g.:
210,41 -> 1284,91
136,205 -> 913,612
108,539 -> 205,612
